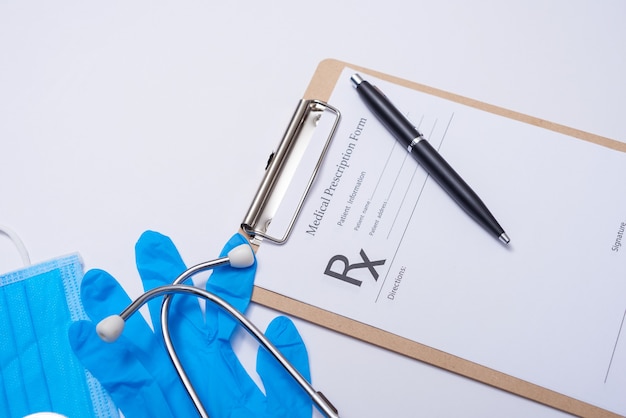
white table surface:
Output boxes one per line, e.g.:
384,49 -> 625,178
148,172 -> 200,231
2,1 -> 624,417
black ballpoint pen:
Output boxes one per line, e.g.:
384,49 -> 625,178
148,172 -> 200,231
350,73 -> 510,244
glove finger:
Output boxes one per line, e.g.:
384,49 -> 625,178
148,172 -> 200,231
135,230 -> 204,334
257,316 -> 312,417
205,233 -> 257,341
80,269 -> 155,354
78,270 -> 200,415
80,269 -> 131,322
68,320 -> 177,417
135,229 -> 213,394
135,231 -> 248,403
172,233 -> 260,407
197,344 -> 267,417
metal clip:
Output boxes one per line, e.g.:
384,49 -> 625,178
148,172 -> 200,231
242,99 -> 340,244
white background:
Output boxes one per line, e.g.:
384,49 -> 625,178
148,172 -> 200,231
1,1 -> 624,417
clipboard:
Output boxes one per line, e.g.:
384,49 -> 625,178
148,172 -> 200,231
241,59 -> 626,418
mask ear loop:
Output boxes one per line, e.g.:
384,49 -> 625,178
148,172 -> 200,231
0,225 -> 31,267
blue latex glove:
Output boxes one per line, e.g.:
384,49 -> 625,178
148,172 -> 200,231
68,231 -> 312,418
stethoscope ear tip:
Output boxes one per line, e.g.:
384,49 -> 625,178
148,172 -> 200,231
227,244 -> 255,268
96,315 -> 125,343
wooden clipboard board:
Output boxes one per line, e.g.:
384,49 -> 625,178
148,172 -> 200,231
243,59 -> 625,418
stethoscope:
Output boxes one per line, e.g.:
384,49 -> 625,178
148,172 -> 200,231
96,243 -> 340,418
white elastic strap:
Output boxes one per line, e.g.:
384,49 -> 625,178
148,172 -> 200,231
0,225 -> 31,267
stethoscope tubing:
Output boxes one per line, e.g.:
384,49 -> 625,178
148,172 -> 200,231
161,257 -> 230,418
118,260 -> 339,418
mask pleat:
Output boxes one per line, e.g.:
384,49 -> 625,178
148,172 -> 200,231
0,284 -> 26,416
1,279 -> 52,416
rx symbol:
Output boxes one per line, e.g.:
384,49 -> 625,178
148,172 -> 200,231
324,249 -> 386,287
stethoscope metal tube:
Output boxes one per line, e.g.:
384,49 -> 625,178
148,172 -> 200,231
118,284 -> 339,418
160,256 -> 233,417
97,251 -> 340,418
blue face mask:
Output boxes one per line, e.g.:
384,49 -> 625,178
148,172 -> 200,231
0,253 -> 119,418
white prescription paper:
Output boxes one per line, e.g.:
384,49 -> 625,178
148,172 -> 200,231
255,68 -> 626,414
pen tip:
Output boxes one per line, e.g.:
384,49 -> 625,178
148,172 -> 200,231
350,73 -> 363,87
499,232 -> 510,245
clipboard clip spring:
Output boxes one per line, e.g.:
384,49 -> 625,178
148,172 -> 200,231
242,99 -> 340,245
